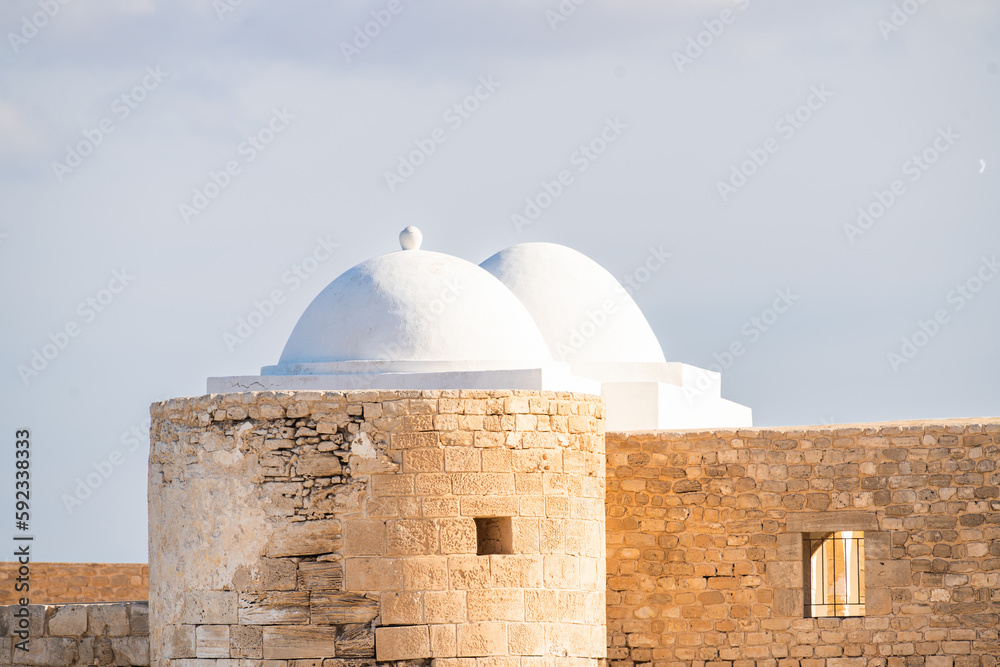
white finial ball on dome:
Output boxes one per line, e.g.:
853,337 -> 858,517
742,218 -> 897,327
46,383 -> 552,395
399,226 -> 423,250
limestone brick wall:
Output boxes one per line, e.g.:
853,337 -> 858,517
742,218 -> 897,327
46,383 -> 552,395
1,601 -> 148,666
149,390 -> 606,667
606,419 -> 1000,667
0,563 -> 148,605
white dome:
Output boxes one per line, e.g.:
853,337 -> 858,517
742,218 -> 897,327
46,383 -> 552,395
275,246 -> 553,369
480,243 -> 666,364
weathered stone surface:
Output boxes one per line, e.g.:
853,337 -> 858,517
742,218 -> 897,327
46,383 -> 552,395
309,593 -> 378,625
181,591 -> 237,625
374,624 -> 430,661
238,592 -> 310,625
605,419 -> 1000,666
46,604 -> 88,636
87,603 -> 130,636
262,626 -> 339,659
265,520 -> 342,558
12,637 -> 79,666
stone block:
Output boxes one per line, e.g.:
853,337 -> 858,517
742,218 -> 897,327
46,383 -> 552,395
866,587 -> 891,615
238,592 -> 311,625
234,557 -> 299,592
47,605 -> 88,636
448,555 -> 491,589
297,561 -> 344,591
297,453 -> 343,476
343,520 -> 387,556
196,625 -> 230,658
230,624 -> 263,659
266,520 -> 342,557
525,590 -> 558,622
430,623 -> 458,657
335,623 -> 375,658
460,496 -> 519,517
440,519 -> 478,554
12,637 -> 79,666
182,591 -> 237,625
543,555 -> 580,589
773,588 -> 804,617
467,589 -> 524,621
387,519 -> 439,555
445,448 -> 481,472
415,473 -> 453,495
457,622 -> 507,657
775,533 -> 802,561
310,593 -> 379,625
864,531 -> 891,559
163,624 -> 196,658
344,557 -> 401,591
374,625 -> 431,661
402,557 -> 449,591
404,448 -> 444,473
371,473 -> 415,496
129,602 -> 150,636
867,560 -> 911,587
766,561 -> 802,588
453,473 -> 515,496
111,636 -> 149,666
508,622 -> 545,656
785,510 -> 877,532
423,497 -> 460,518
88,603 -> 130,636
263,626 -> 339,659
381,591 -> 423,625
424,591 -> 467,624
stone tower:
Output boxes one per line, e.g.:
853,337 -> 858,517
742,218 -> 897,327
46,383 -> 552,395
148,388 -> 606,665
148,227 -> 749,665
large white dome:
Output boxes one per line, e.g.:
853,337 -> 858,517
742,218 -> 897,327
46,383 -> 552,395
274,244 -> 553,371
480,242 -> 666,365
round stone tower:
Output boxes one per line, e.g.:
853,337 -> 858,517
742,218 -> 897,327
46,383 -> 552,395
148,389 -> 606,665
148,229 -> 607,666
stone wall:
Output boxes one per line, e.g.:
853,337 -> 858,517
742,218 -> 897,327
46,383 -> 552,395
606,419 -> 1000,667
0,563 -> 148,605
149,390 -> 606,667
0,601 -> 148,666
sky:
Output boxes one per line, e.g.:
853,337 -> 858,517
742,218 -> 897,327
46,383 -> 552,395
0,0 -> 998,562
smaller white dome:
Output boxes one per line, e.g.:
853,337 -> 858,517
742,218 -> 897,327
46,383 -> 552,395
480,243 -> 667,365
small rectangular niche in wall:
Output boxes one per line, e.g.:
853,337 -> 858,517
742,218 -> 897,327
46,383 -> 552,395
805,531 -> 865,617
475,517 -> 512,555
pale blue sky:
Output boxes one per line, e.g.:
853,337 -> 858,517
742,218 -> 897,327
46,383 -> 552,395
1,0 -> 998,562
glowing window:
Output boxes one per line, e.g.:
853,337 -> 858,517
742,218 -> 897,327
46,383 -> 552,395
805,531 -> 865,617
